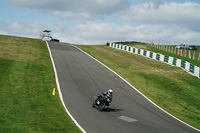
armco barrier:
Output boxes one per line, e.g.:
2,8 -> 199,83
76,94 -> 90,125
109,43 -> 200,79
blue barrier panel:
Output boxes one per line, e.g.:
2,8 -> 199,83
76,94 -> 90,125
138,49 -> 141,54
164,55 -> 169,63
156,54 -> 160,61
181,60 -> 186,69
133,48 -> 135,53
173,58 -> 177,66
143,50 -> 147,56
189,64 -> 195,74
129,47 -> 131,52
149,52 -> 153,58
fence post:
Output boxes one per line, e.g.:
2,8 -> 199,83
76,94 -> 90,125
193,52 -> 195,60
198,53 -> 200,61
174,47 -> 176,54
189,51 -> 191,59
171,47 -> 173,53
185,49 -> 187,57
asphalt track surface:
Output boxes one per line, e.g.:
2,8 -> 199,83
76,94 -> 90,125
48,42 -> 199,133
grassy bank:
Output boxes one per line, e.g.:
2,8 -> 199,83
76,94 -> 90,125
76,44 -> 200,130
0,35 -> 81,132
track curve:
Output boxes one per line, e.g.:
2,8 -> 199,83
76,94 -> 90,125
48,42 -> 199,133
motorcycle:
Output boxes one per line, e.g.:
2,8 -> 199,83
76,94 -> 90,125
92,95 -> 112,111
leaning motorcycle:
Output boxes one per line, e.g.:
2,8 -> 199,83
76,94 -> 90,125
92,95 -> 111,111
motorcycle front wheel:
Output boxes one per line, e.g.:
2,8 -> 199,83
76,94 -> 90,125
98,102 -> 106,111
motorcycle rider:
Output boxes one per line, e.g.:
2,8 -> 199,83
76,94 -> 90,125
95,89 -> 113,107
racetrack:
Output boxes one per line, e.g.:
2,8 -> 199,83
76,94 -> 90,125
48,41 -> 199,133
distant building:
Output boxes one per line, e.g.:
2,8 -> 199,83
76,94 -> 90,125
40,30 -> 51,41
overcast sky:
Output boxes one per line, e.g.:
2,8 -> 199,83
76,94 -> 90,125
0,0 -> 200,45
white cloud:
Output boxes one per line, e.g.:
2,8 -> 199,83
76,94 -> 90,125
118,1 -> 200,31
2,1 -> 200,45
1,21 -> 200,45
59,22 -> 200,45
0,21 -> 66,39
52,11 -> 76,19
8,0 -> 129,19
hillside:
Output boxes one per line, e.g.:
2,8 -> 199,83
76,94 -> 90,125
0,35 -> 81,132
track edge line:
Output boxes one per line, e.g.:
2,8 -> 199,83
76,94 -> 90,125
46,41 -> 87,133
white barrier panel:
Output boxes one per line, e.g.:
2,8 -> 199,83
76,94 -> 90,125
168,56 -> 173,65
176,59 -> 181,68
185,62 -> 190,71
153,53 -> 157,60
146,51 -> 150,58
135,48 -> 138,54
194,66 -> 199,77
140,49 -> 143,56
160,54 -> 164,62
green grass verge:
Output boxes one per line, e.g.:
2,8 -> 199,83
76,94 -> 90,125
0,35 -> 81,133
76,44 -> 200,130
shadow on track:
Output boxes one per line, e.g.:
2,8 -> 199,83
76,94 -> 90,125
101,108 -> 123,112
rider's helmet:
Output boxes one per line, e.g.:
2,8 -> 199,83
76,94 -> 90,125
108,89 -> 113,95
